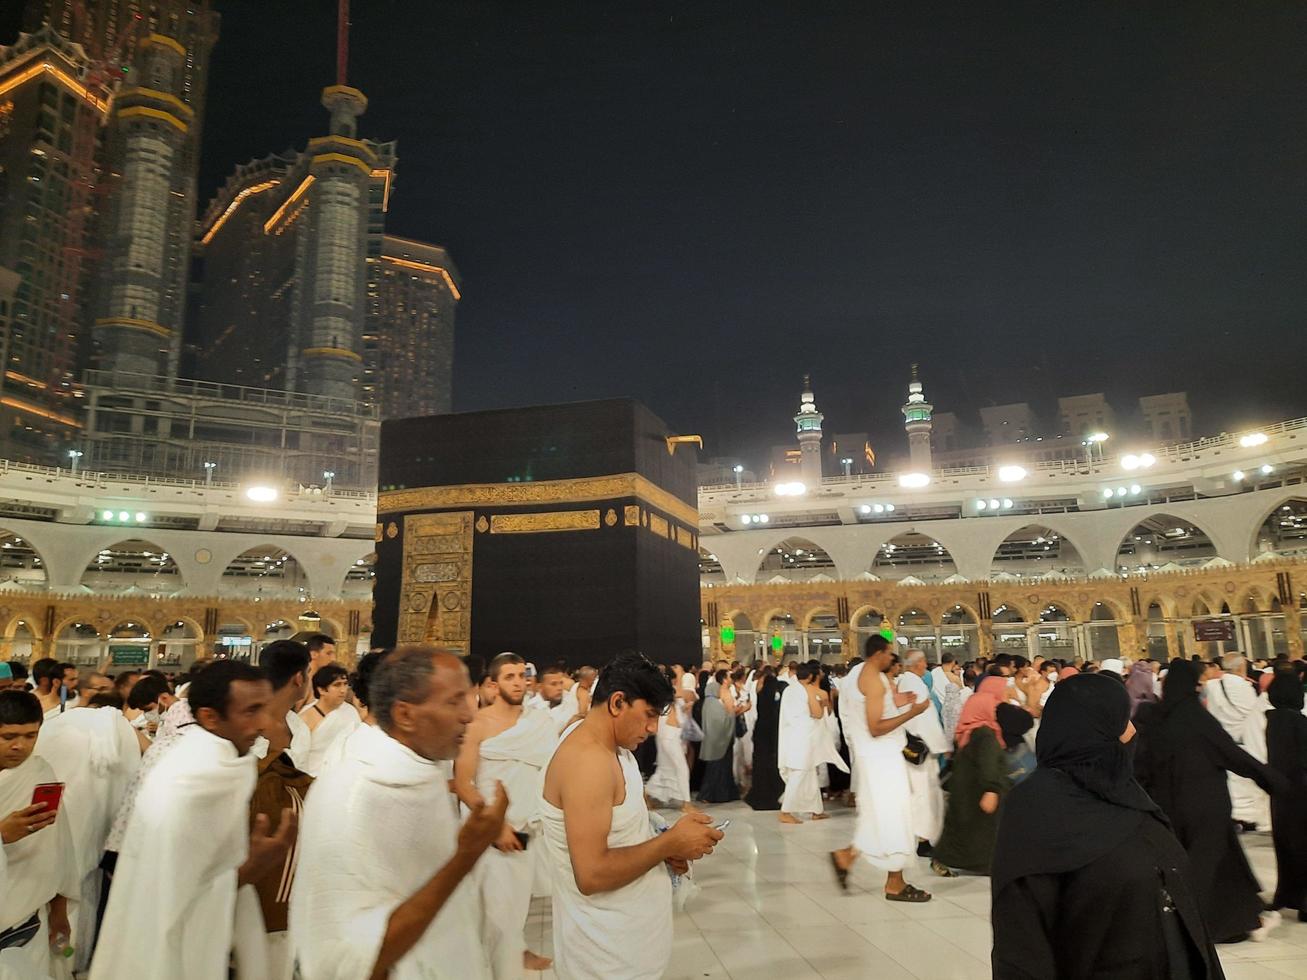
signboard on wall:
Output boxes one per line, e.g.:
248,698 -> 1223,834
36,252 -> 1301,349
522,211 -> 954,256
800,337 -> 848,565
110,645 -> 150,667
1192,619 -> 1236,643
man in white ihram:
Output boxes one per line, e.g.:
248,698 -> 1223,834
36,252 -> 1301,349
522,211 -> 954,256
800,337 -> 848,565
540,652 -> 722,980
290,645 -> 505,979
91,660 -> 297,980
896,649 -> 949,851
777,661 -> 847,823
34,689 -> 140,972
830,634 -> 933,902
1205,653 -> 1270,829
452,652 -> 557,976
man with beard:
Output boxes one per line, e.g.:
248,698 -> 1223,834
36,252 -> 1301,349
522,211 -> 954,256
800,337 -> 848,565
453,653 -> 558,975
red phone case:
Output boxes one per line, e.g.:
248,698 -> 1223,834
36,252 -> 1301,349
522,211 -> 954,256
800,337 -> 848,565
31,782 -> 65,814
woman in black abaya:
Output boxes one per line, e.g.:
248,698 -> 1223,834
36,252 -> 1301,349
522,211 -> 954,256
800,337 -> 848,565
1134,657 -> 1281,943
745,665 -> 786,811
1266,672 -> 1307,921
992,673 -> 1224,979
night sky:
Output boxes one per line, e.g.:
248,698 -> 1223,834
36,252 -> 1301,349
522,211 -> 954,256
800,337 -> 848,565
13,2 -> 1307,462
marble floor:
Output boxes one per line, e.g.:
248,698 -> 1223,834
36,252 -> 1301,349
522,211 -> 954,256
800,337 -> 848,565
525,800 -> 1307,979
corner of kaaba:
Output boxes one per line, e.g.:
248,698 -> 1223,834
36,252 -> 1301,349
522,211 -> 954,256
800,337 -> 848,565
371,399 -> 702,669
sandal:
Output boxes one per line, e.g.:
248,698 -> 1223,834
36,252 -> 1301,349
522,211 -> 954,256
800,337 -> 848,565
930,859 -> 957,878
885,883 -> 932,903
829,852 -> 850,892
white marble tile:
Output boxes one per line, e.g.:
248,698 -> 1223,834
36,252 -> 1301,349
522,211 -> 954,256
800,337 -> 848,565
520,805 -> 1296,979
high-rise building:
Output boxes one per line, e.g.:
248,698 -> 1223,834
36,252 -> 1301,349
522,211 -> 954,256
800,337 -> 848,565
0,27 -> 112,462
980,402 -> 1037,445
188,99 -> 397,403
363,235 -> 459,419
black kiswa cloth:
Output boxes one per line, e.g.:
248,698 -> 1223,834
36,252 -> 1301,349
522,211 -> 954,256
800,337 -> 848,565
992,673 -> 1162,894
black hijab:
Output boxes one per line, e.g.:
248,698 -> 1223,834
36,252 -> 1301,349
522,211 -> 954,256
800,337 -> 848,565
992,673 -> 1163,893
996,702 -> 1033,747
1268,671 -> 1305,712
1160,658 -> 1202,713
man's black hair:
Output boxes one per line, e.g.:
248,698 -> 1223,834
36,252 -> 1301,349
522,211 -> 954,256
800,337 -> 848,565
865,634 -> 892,657
87,692 -> 125,709
464,655 -> 487,687
591,652 -> 675,714
487,652 -> 525,682
350,650 -> 390,710
305,633 -> 335,653
126,674 -> 172,710
312,663 -> 350,698
539,662 -> 568,679
940,651 -> 956,666
5,661 -> 28,681
795,662 -> 818,682
30,658 -> 57,685
188,660 -> 266,719
0,689 -> 42,726
994,654 -> 1016,670
258,640 -> 311,692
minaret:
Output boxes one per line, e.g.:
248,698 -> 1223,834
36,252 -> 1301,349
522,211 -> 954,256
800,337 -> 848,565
793,374 -> 824,486
902,364 -> 934,472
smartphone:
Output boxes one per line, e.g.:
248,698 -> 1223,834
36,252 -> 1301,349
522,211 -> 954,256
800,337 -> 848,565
514,830 -> 530,850
31,782 -> 65,816
712,819 -> 731,832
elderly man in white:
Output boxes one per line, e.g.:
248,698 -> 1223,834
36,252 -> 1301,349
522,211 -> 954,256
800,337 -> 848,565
896,650 -> 950,850
1205,653 -> 1270,829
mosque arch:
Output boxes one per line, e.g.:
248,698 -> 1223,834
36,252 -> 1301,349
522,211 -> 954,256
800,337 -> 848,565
341,552 -> 377,599
990,525 -> 1088,578
80,539 -> 183,594
1114,514 -> 1219,573
1251,496 -> 1307,558
0,529 -> 48,591
872,531 -> 957,582
753,537 -> 838,583
699,548 -> 725,586
220,544 -> 312,599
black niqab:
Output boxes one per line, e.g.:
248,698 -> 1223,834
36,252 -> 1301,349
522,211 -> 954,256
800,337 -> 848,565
992,673 -> 1162,893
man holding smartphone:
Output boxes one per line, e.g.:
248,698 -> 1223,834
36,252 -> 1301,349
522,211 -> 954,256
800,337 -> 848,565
453,652 -> 558,976
0,689 -> 76,976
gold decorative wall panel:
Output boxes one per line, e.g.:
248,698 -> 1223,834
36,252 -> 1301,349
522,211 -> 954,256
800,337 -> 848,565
398,511 -> 473,651
378,472 -> 698,527
648,513 -> 670,539
489,510 -> 601,534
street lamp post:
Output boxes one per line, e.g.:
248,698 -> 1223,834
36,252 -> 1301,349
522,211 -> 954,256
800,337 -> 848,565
203,461 -> 216,486
324,470 -> 335,493
67,449 -> 82,476
841,456 -> 853,478
733,464 -> 743,488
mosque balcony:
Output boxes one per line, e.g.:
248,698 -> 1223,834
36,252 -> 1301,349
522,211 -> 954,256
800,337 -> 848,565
698,414 -> 1307,533
0,459 -> 376,540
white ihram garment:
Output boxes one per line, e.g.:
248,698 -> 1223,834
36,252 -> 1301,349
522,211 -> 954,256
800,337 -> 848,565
1205,675 -> 1271,828
0,754 -> 78,980
475,707 -> 558,980
90,727 -> 266,980
289,724 -> 489,980
35,707 -> 140,971
646,713 -> 691,805
539,732 -> 672,980
896,672 -> 947,843
838,663 -> 915,871
777,684 -> 847,815
301,702 -> 362,777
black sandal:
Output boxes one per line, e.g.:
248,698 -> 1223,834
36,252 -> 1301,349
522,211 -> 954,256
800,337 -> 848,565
885,883 -> 932,903
829,852 -> 850,892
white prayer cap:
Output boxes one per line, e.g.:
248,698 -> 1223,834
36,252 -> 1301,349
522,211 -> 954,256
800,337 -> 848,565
1100,658 -> 1124,674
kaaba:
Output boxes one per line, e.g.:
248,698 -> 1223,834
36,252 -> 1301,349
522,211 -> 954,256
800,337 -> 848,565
372,399 -> 702,668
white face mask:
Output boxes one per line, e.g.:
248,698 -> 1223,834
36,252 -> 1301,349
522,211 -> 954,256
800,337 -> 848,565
1046,672 -> 1058,683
